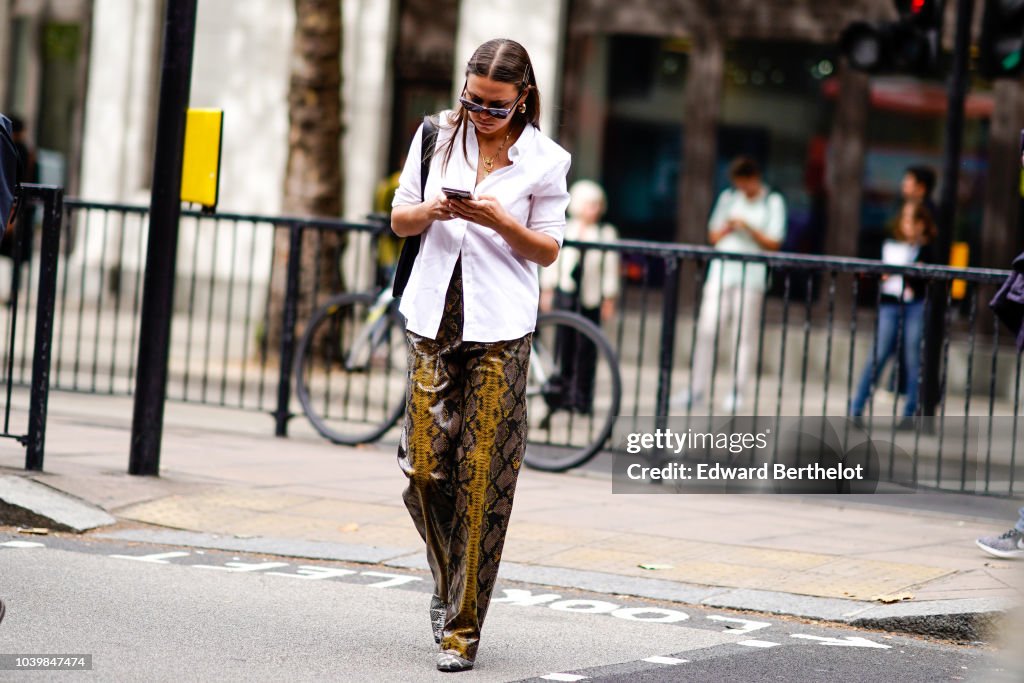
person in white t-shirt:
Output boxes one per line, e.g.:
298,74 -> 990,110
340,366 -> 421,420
673,156 -> 786,412
390,38 -> 570,673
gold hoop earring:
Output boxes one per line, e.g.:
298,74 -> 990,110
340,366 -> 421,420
518,103 -> 527,114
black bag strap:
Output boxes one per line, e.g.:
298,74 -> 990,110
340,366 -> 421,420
420,115 -> 438,201
390,115 -> 439,299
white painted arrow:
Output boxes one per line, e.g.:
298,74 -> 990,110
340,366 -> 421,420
1,540 -> 45,548
110,551 -> 191,564
790,634 -> 891,649
194,561 -> 291,572
707,614 -> 771,634
361,571 -> 422,588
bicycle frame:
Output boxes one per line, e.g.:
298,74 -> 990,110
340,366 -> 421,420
343,287 -> 398,371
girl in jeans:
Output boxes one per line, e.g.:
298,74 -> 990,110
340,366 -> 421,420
850,202 -> 937,420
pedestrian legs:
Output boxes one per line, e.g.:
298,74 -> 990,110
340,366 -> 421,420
851,303 -> 900,416
398,260 -> 532,664
441,333 -> 530,662
689,280 -> 729,400
726,285 -> 764,404
899,301 -> 925,417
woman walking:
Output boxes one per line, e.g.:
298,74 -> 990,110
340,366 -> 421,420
390,38 -> 570,672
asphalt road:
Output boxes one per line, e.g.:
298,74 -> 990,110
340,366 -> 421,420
0,531 -> 1009,682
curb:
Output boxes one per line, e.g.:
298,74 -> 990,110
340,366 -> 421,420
95,527 -> 1015,642
0,475 -> 116,533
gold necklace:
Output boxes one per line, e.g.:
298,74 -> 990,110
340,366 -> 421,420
480,129 -> 513,175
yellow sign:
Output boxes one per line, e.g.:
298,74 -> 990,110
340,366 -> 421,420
180,108 -> 223,211
950,241 -> 969,300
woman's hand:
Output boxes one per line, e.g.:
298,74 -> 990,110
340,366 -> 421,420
432,194 -> 464,222
446,194 -> 559,266
392,194 -> 460,237
447,194 -> 510,231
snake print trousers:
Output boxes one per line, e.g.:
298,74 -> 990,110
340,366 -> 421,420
398,261 -> 531,662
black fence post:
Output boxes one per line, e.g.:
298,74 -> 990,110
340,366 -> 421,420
656,255 -> 681,424
274,224 -> 303,437
129,0 -> 198,476
24,185 -> 62,471
922,0 -> 973,416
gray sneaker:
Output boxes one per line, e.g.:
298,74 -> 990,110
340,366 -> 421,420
975,528 -> 1024,559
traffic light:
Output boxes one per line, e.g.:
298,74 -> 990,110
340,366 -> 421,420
979,0 -> 1024,78
839,0 -> 945,74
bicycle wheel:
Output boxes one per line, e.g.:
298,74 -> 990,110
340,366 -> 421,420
294,292 -> 407,445
524,310 -> 621,471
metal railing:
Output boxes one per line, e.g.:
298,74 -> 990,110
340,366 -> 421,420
565,240 -> 1021,496
6,198 -> 1021,493
0,185 -> 63,468
44,200 -> 386,426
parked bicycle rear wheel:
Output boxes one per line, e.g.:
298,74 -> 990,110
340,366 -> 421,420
294,292 -> 407,445
524,310 -> 621,471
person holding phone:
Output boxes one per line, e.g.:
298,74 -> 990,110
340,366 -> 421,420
672,156 -> 786,412
390,38 -> 570,673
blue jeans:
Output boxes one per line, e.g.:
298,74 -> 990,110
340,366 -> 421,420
851,301 -> 925,417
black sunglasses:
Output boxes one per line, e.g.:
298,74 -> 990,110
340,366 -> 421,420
459,87 -> 527,120
458,64 -> 532,119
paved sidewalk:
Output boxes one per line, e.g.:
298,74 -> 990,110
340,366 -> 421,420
1,392 -> 1021,639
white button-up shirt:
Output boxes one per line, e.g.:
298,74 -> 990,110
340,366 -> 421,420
392,113 -> 571,342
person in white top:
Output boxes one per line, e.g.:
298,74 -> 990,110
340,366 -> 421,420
540,179 -> 620,414
672,156 -> 786,412
390,38 -> 570,673
849,201 -> 936,422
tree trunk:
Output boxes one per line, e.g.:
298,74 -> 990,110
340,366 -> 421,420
981,78 -> 1024,269
677,29 -> 724,246
825,63 -> 869,259
266,0 -> 344,354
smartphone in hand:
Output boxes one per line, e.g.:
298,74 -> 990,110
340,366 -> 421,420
442,187 -> 473,200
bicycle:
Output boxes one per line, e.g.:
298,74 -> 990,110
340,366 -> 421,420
293,285 -> 622,471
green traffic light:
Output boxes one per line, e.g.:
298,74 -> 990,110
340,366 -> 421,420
1002,50 -> 1022,71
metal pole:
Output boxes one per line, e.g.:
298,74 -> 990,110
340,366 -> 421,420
129,0 -> 198,475
922,0 -> 974,416
656,256 -> 680,425
274,225 -> 303,437
25,185 -> 62,471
